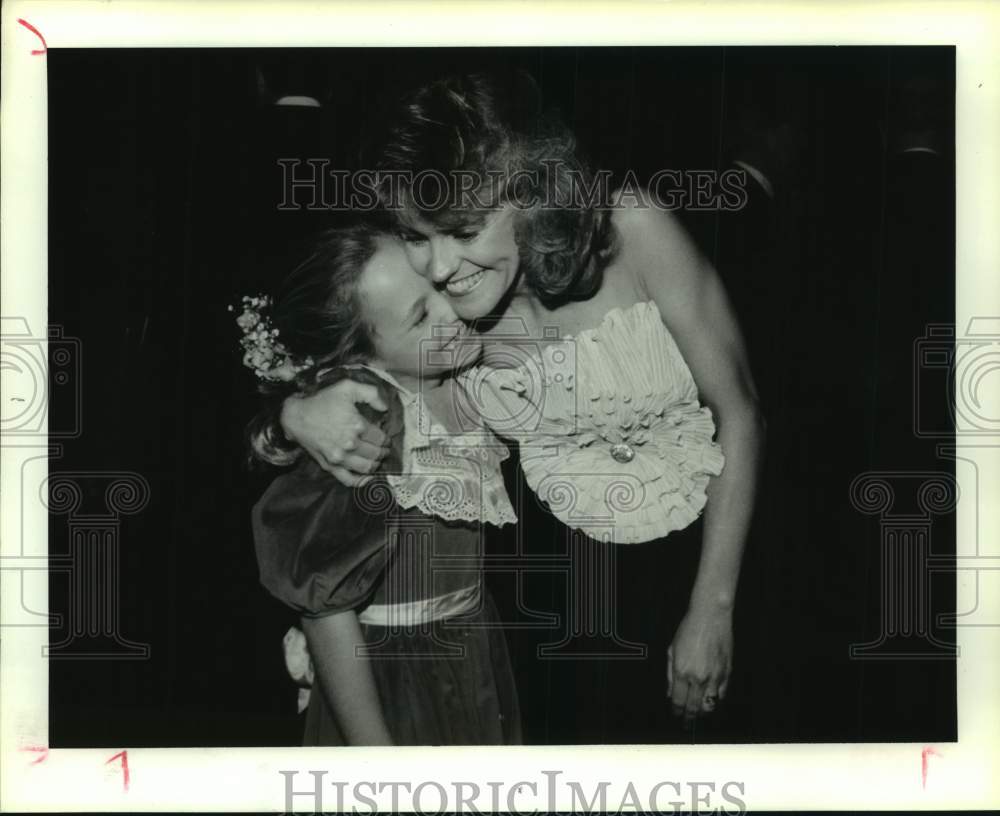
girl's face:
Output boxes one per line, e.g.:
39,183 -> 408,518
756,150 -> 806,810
397,205 -> 522,321
360,235 -> 483,383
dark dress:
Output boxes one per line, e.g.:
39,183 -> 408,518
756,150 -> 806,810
252,368 -> 522,746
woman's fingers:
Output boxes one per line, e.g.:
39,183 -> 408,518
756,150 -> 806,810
668,651 -> 719,723
338,452 -> 383,476
667,646 -> 690,718
281,380 -> 385,460
669,664 -> 699,720
683,678 -> 707,724
669,676 -> 688,720
701,681 -> 721,714
338,408 -> 388,455
314,435 -> 387,475
324,465 -> 375,488
322,430 -> 384,462
340,381 -> 389,413
353,438 -> 390,464
358,425 -> 389,448
670,681 -> 705,724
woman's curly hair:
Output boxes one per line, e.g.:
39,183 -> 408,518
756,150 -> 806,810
368,72 -> 618,306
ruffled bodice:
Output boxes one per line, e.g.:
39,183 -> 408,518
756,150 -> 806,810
457,300 -> 725,544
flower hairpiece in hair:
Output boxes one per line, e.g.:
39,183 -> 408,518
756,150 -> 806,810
230,294 -> 313,382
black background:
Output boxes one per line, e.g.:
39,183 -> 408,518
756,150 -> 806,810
48,46 -> 956,746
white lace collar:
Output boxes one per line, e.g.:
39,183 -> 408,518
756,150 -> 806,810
347,365 -> 517,527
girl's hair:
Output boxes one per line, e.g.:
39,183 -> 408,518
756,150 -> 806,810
245,221 -> 382,466
370,72 -> 618,306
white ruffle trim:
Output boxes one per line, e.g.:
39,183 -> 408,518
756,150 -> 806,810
347,366 -> 517,527
457,301 -> 726,544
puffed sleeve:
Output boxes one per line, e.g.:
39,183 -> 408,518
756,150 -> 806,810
251,368 -> 405,618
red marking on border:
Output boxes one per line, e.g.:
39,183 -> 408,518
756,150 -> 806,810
21,745 -> 49,765
105,750 -> 130,792
921,746 -> 941,789
16,18 -> 48,55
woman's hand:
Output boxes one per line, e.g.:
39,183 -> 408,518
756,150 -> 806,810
280,380 -> 390,486
666,603 -> 733,724
615,200 -> 763,727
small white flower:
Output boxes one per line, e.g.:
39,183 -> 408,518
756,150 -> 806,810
234,292 -> 304,382
236,310 -> 259,331
266,359 -> 301,382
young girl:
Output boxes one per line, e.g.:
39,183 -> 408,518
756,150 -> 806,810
241,222 -> 521,745
278,73 -> 766,737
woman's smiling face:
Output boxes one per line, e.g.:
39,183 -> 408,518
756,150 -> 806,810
396,205 -> 522,321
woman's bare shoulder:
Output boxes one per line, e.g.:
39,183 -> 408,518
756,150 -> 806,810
605,189 -> 703,294
608,189 -> 687,250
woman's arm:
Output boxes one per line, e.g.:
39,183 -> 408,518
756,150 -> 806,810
281,382 -> 390,486
617,202 -> 767,722
300,610 -> 394,745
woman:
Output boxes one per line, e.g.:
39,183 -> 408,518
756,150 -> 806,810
277,73 -> 766,734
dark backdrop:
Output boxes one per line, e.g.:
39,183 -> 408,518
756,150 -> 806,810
47,46 -> 956,746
